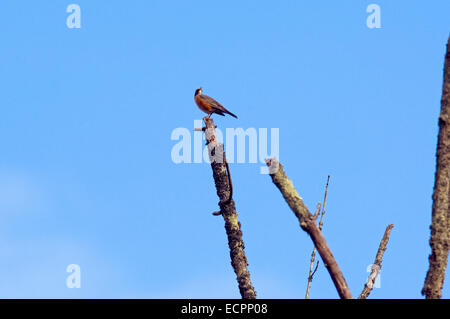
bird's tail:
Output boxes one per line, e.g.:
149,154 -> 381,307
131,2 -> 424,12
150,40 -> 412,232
226,110 -> 238,119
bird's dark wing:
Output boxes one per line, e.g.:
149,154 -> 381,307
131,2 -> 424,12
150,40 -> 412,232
201,94 -> 225,109
203,94 -> 237,118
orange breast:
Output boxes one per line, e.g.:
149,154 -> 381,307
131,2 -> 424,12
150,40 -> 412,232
195,96 -> 213,114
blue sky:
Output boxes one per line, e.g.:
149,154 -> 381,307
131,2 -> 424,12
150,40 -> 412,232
0,1 -> 449,298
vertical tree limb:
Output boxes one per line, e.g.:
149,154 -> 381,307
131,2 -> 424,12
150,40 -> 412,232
203,116 -> 257,299
423,36 -> 450,299
305,175 -> 330,299
358,224 -> 394,299
266,159 -> 353,299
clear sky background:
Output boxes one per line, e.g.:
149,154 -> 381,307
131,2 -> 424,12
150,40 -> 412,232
0,1 -> 449,298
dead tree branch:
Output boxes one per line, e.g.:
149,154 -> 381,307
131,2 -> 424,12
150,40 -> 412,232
358,224 -> 394,299
202,116 -> 257,299
266,159 -> 353,299
423,35 -> 450,299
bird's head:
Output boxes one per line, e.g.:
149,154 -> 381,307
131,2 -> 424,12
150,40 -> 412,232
194,87 -> 202,96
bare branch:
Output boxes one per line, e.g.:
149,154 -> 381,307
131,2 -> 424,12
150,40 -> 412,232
266,159 -> 353,299
359,224 -> 394,299
203,116 -> 257,299
423,35 -> 450,299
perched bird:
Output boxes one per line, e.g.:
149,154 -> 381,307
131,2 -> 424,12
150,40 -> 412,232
194,88 -> 238,119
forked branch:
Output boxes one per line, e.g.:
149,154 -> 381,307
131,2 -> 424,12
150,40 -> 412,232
266,159 -> 353,299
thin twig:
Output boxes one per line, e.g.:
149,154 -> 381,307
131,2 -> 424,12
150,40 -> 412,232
358,224 -> 394,299
311,260 -> 320,279
305,175 -> 330,298
313,203 -> 321,219
318,175 -> 330,231
305,246 -> 318,299
266,159 -> 352,299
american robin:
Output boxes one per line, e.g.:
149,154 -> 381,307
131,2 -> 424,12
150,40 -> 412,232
194,88 -> 238,119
